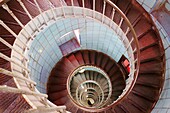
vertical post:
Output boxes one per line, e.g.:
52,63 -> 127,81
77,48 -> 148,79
124,38 -> 134,55
71,0 -> 75,16
125,27 -> 130,35
82,0 -> 85,8
102,1 -> 106,23
71,0 -> 74,6
119,17 -> 124,27
93,0 -> 95,18
59,0 -> 67,6
59,0 -> 66,17
110,8 -> 115,27
33,0 -> 48,25
82,0 -> 85,17
47,0 -> 57,21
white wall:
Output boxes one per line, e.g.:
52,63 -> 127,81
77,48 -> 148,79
151,16 -> 170,113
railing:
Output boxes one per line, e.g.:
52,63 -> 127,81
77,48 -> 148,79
0,40 -> 66,112
0,0 -> 140,112
25,106 -> 67,113
0,0 -> 67,112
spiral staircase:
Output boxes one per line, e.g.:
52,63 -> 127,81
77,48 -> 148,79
0,0 -> 166,113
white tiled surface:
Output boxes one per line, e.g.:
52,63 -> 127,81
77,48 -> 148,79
28,17 -> 128,93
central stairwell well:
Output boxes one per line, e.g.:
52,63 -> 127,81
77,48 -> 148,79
0,0 -> 165,113
47,50 -> 126,112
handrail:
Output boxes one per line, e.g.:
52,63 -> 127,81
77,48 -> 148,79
0,68 -> 36,85
104,0 -> 140,104
0,52 -> 29,72
0,85 -> 47,97
25,106 -> 67,113
0,37 -> 28,61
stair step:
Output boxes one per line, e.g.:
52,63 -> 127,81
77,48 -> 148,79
21,0 -> 40,17
82,50 -> 90,64
80,73 -> 87,81
120,99 -> 145,113
0,8 -> 21,34
7,0 -> 30,25
89,50 -> 96,65
48,89 -> 68,101
106,109 -> 114,113
65,0 -> 79,6
114,105 -> 126,113
105,2 -> 113,18
70,106 -> 78,113
48,77 -> 67,85
3,95 -> 31,113
75,73 -> 84,84
87,71 -> 92,81
136,74 -> 163,89
112,84 -> 125,92
0,78 -> 18,112
74,51 -> 85,65
128,93 -> 154,112
112,89 -> 123,95
132,84 -> 159,101
34,0 -> 51,11
47,84 -> 66,93
0,74 -> 12,85
95,0 -> 103,13
84,0 -> 92,9
139,31 -> 158,49
76,109 -> 84,113
134,18 -> 152,38
0,92 -> 18,113
110,71 -> 122,82
140,45 -> 162,61
53,95 -> 68,105
140,60 -> 163,73
67,54 -> 79,67
51,69 -> 69,78
104,58 -> 115,73
96,52 -> 103,67
65,99 -> 74,111
62,58 -> 76,70
101,56 -> 109,69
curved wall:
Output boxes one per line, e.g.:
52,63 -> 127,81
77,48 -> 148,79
27,17 -> 128,93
